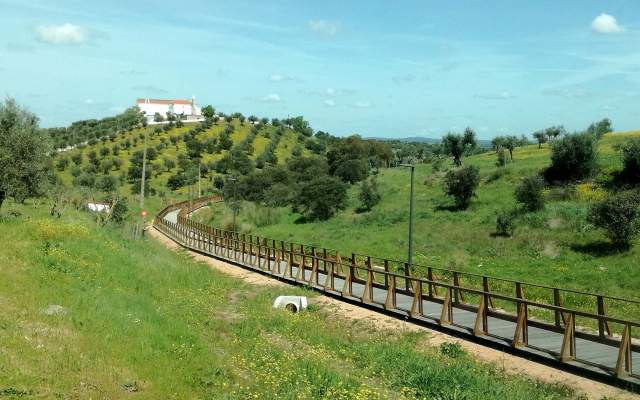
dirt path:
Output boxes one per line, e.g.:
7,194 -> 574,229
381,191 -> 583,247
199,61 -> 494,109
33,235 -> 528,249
149,228 -> 638,400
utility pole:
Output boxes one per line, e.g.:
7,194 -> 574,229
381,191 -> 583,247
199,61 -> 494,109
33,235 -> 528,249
400,163 -> 415,276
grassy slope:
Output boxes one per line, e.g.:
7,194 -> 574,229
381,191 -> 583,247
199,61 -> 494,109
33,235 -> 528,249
0,202 -> 572,399
196,131 -> 640,322
55,119 -> 309,199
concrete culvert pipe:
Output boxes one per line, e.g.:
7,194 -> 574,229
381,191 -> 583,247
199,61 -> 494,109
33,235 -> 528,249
273,296 -> 308,313
284,303 -> 298,313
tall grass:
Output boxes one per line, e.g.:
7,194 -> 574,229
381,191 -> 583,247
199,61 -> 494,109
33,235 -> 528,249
0,201 -> 573,399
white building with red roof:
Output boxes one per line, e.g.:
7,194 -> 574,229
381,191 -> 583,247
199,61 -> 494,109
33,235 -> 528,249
137,97 -> 202,123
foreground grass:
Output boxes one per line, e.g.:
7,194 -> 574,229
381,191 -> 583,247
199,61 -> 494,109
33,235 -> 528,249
0,201 -> 573,399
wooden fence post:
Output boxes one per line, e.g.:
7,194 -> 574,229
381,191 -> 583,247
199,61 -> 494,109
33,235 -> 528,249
439,287 -> 452,325
410,280 -> 423,317
616,324 -> 632,378
559,313 -> 576,362
597,296 -> 612,338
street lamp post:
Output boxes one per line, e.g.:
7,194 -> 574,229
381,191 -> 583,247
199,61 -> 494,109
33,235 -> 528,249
399,163 -> 415,280
228,176 -> 237,231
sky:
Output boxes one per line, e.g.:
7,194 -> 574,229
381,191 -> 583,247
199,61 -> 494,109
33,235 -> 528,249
0,0 -> 639,139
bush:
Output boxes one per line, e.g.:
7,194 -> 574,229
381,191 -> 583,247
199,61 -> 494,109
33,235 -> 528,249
334,159 -> 369,184
96,175 -> 118,192
495,149 -> 507,167
515,175 -> 544,211
110,199 -> 128,224
296,176 -> 347,220
358,177 -> 381,211
55,157 -> 69,171
588,191 -> 640,247
586,118 -> 613,140
545,132 -> 598,182
621,138 -> 640,183
71,152 -> 83,165
495,211 -> 515,237
167,173 -> 186,191
213,176 -> 224,190
443,165 -> 480,209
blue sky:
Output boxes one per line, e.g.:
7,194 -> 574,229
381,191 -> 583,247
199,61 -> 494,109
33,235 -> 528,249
0,0 -> 638,138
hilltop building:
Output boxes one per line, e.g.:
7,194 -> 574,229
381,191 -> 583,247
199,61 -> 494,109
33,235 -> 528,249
137,97 -> 202,123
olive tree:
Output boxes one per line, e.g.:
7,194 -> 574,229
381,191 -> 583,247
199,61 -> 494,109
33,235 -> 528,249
0,98 -> 51,210
442,128 -> 477,166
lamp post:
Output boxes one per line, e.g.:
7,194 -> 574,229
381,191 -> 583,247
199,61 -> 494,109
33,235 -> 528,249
228,176 -> 237,231
399,163 -> 415,278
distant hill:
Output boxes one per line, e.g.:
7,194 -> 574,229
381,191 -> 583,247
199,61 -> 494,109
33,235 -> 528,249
367,136 -> 492,148
53,118 -> 315,196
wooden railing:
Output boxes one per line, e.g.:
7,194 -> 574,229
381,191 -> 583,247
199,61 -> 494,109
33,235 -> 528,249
153,197 -> 639,385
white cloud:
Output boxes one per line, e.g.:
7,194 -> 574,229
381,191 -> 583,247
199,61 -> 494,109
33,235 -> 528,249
474,91 -> 515,100
591,13 -> 624,34
353,101 -> 372,108
36,23 -> 87,44
308,20 -> 340,36
324,87 -> 354,96
269,73 -> 293,82
542,87 -> 591,98
299,87 -> 355,97
323,99 -> 335,107
84,99 -> 94,104
261,93 -> 281,103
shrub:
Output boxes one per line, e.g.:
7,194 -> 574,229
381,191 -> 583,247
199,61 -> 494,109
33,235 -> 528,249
96,175 -> 118,192
495,211 -> 515,237
110,198 -> 128,224
55,157 -> 69,171
545,132 -> 598,182
358,177 -> 381,211
443,165 -> 480,209
495,148 -> 507,167
515,175 -> 545,211
296,175 -> 347,220
586,118 -> 613,139
70,165 -> 82,177
213,175 -> 224,190
71,152 -> 83,165
621,138 -> 640,183
588,191 -> 640,247
335,158 -> 369,184
167,173 -> 186,190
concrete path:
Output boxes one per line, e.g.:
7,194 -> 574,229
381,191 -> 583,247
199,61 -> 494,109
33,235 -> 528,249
156,209 -> 640,390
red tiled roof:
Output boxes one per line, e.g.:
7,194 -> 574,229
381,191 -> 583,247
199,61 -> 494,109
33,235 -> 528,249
137,98 -> 192,105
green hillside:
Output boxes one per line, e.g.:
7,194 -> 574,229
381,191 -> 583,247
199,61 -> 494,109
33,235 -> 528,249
52,117 -> 313,200
194,130 -> 640,320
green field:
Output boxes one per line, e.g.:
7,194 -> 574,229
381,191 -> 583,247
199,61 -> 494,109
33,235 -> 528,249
0,201 -> 574,399
193,131 -> 640,322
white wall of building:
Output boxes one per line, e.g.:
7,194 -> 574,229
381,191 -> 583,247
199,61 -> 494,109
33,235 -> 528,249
137,99 -> 202,121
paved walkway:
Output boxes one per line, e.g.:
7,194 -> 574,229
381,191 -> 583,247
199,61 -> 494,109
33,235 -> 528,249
157,208 -> 640,390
